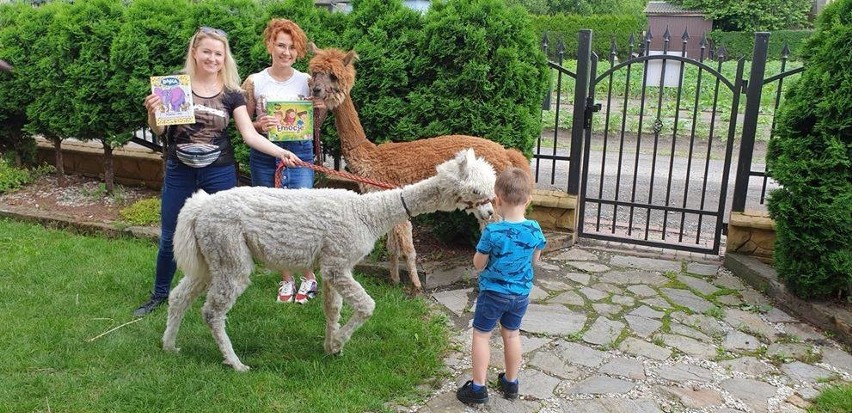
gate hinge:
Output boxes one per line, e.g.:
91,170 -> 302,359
584,100 -> 602,129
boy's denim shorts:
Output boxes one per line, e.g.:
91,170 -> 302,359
472,290 -> 530,333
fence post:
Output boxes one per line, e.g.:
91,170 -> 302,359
731,32 -> 770,212
567,29 -> 592,197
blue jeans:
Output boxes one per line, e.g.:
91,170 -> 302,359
472,290 -> 530,333
249,140 -> 314,188
152,160 -> 237,298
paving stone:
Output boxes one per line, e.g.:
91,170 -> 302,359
583,317 -> 624,346
564,375 -> 636,395
578,286 -> 609,301
740,288 -> 770,307
419,391 -> 463,412
487,395 -> 540,413
611,294 -> 635,306
529,285 -> 549,302
548,290 -> 585,306
517,369 -> 560,400
536,261 -> 561,271
553,248 -> 598,261
724,308 -> 779,342
781,323 -> 825,342
719,356 -> 778,377
686,262 -> 719,276
567,261 -> 611,273
558,398 -> 663,413
624,315 -> 663,338
590,282 -> 622,294
668,323 -> 713,343
765,307 -> 798,323
821,347 -> 852,375
591,303 -> 622,317
598,357 -> 646,379
716,294 -> 743,306
630,305 -> 665,319
564,272 -> 592,285
659,385 -> 724,409
653,362 -> 714,383
537,278 -> 571,291
781,361 -> 836,384
766,343 -> 814,361
521,304 -> 586,335
629,272 -> 671,286
553,340 -> 607,367
671,312 -> 729,337
432,288 -> 472,317
520,336 -> 552,354
599,270 -> 653,285
660,287 -> 715,313
528,351 -> 584,380
627,284 -> 657,297
658,334 -> 718,358
610,255 -> 683,273
723,331 -> 761,352
677,274 -> 720,296
721,377 -> 778,413
714,272 -> 748,290
620,337 -> 672,360
641,297 -> 674,310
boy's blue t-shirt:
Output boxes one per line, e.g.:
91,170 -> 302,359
476,219 -> 547,296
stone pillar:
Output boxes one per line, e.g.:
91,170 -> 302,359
726,210 -> 776,263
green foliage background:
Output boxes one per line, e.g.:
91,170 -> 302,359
669,0 -> 811,32
766,0 -> 852,299
708,30 -> 814,61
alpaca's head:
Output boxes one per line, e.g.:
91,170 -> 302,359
308,43 -> 356,110
435,149 -> 496,220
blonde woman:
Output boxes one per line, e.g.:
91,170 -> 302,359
134,27 -> 298,317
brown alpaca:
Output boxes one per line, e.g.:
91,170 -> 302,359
308,44 -> 531,293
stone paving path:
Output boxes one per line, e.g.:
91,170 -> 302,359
413,246 -> 852,413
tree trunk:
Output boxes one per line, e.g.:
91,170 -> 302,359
52,138 -> 65,184
102,140 -> 114,194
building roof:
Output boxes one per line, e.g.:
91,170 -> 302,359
645,1 -> 705,16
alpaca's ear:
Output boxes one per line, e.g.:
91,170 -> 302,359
308,42 -> 320,55
343,50 -> 359,66
456,148 -> 475,180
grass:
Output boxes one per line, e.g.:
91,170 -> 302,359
809,383 -> 852,413
0,218 -> 450,412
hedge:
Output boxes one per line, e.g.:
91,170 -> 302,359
766,0 -> 852,299
530,13 -> 646,60
709,30 -> 814,61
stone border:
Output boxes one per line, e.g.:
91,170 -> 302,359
725,252 -> 852,347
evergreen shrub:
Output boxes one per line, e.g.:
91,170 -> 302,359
766,0 -> 852,299
530,13 -> 646,60
709,30 -> 814,61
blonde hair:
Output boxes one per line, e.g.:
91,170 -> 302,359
183,29 -> 241,91
263,18 -> 308,59
495,167 -> 533,206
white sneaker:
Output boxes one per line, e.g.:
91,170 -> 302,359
277,280 -> 295,303
294,277 -> 318,304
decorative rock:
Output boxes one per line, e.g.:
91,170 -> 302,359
661,288 -> 715,313
598,357 -> 646,379
583,316 -> 624,346
522,304 -> 586,335
564,375 -> 636,395
620,337 -> 672,360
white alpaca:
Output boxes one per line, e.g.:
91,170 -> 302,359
162,149 -> 496,371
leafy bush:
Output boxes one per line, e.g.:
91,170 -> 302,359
709,30 -> 814,61
119,197 -> 161,226
0,161 -> 54,194
766,0 -> 852,299
530,13 -> 646,60
670,0 -> 811,32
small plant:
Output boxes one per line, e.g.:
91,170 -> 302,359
118,198 -> 160,226
704,305 -> 725,319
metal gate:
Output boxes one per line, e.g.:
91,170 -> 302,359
573,29 -> 745,254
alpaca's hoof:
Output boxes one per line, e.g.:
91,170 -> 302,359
163,344 -> 180,353
224,360 -> 251,372
405,287 -> 424,298
325,339 -> 344,355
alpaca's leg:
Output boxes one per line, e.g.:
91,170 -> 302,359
326,268 -> 375,354
387,227 -> 401,285
162,273 -> 210,352
321,272 -> 343,354
202,263 -> 253,372
397,220 -> 422,293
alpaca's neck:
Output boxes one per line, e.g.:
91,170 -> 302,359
357,177 -> 447,235
334,94 -> 376,160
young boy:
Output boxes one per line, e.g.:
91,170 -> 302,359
457,167 -> 547,405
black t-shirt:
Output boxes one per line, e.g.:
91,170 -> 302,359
166,88 -> 246,167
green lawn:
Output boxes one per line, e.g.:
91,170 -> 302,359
0,218 -> 450,412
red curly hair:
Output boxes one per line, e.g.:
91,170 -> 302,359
263,18 -> 308,59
